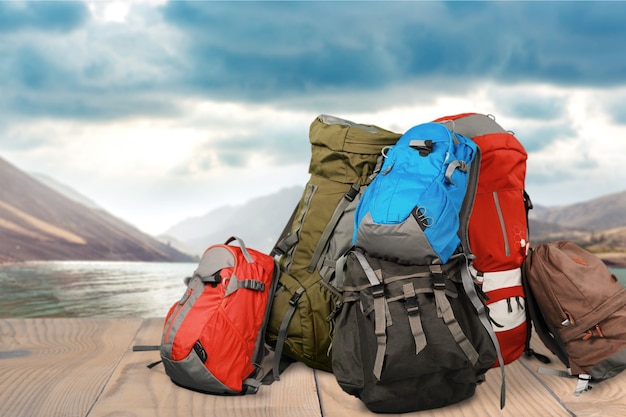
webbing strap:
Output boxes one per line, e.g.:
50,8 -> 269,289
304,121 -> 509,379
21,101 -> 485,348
403,283 -> 427,355
272,287 -> 304,381
334,253 -> 348,289
537,366 -> 593,395
224,277 -> 266,297
273,233 -> 299,257
537,367 -> 573,378
354,250 -> 382,286
307,184 -> 360,273
460,259 -> 506,409
243,377 -> 262,394
353,251 -> 387,380
444,160 -> 468,185
372,286 -> 387,380
574,374 -> 592,396
225,236 -> 254,263
431,269 -> 479,365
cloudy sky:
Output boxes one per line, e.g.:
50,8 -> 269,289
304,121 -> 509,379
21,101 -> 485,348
1,1 -> 625,235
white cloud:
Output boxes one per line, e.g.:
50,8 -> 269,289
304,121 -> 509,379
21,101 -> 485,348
2,1 -> 626,235
8,80 -> 626,235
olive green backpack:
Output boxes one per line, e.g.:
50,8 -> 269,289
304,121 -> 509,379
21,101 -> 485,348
265,114 -> 401,372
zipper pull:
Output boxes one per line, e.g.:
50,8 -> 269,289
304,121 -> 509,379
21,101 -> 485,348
582,324 -> 605,341
595,324 -> 604,338
561,311 -> 575,327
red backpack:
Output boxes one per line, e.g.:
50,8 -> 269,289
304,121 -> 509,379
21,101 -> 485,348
434,113 -> 532,366
159,237 -> 279,394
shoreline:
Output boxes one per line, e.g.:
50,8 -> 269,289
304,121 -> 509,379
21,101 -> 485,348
596,252 -> 626,269
3,253 -> 626,268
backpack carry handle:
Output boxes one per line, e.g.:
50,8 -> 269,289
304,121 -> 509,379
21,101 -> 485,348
225,236 -> 254,263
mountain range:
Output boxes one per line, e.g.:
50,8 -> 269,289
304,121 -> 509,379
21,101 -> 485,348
162,188 -> 626,267
1,154 -> 625,267
0,157 -> 193,263
158,185 -> 303,256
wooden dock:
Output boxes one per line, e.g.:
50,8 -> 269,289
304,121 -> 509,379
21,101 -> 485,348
1,317 -> 625,417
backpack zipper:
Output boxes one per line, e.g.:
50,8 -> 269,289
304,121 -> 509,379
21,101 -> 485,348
492,191 -> 510,257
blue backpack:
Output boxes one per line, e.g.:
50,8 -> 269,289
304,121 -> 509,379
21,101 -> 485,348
353,121 -> 479,265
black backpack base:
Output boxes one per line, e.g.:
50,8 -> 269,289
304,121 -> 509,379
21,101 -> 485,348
332,251 -> 497,413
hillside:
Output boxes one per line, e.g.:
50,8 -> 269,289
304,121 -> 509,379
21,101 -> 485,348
529,191 -> 626,230
0,157 -> 193,263
161,185 -> 303,254
162,186 -> 626,267
528,191 -> 626,267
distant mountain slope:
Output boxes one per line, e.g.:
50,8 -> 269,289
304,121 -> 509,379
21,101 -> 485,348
162,185 -> 304,254
163,185 -> 626,266
529,190 -> 626,230
528,218 -> 591,243
528,195 -> 626,267
31,172 -> 102,210
0,157 -> 193,263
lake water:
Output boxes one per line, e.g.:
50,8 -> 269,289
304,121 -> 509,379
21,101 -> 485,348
1,261 -> 625,318
0,261 -> 196,318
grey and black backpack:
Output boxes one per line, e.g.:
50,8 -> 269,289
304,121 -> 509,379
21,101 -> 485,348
331,121 -> 506,413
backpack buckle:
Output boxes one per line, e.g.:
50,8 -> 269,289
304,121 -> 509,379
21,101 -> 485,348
200,270 -> 222,287
344,183 -> 360,202
371,284 -> 385,298
409,139 -> 433,156
431,266 -> 446,291
289,289 -> 303,306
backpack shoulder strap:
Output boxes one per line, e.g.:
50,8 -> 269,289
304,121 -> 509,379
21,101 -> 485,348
460,256 -> 506,409
521,249 -> 561,364
353,250 -> 387,380
307,183 -> 361,273
458,147 -> 481,257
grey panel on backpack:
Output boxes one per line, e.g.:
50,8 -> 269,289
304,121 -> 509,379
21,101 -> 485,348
590,348 -> 626,380
193,246 -> 236,279
355,212 -> 439,265
317,188 -> 363,282
161,276 -> 205,348
439,113 -> 505,137
161,350 -> 235,394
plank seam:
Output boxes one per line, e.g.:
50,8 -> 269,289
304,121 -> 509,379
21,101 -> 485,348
84,318 -> 145,417
313,370 -> 326,417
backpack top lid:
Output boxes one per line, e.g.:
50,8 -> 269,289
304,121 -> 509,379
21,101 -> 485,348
308,114 -> 401,185
353,121 -> 478,265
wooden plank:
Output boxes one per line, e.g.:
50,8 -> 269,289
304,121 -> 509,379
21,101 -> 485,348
316,357 -> 573,417
89,317 -> 323,417
525,337 -> 626,417
0,318 -> 143,417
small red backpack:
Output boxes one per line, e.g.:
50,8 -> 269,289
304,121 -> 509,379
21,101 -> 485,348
159,236 -> 279,394
434,113 -> 532,366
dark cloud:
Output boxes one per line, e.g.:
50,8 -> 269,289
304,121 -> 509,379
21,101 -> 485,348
163,2 -> 626,101
213,127 -> 310,168
6,93 -> 182,122
494,94 -> 567,121
9,45 -> 74,90
0,2 -> 89,33
2,1 -> 626,124
1,41 -> 181,122
170,123 -> 311,177
604,96 -> 626,126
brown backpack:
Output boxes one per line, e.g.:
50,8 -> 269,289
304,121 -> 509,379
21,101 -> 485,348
522,240 -> 626,395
